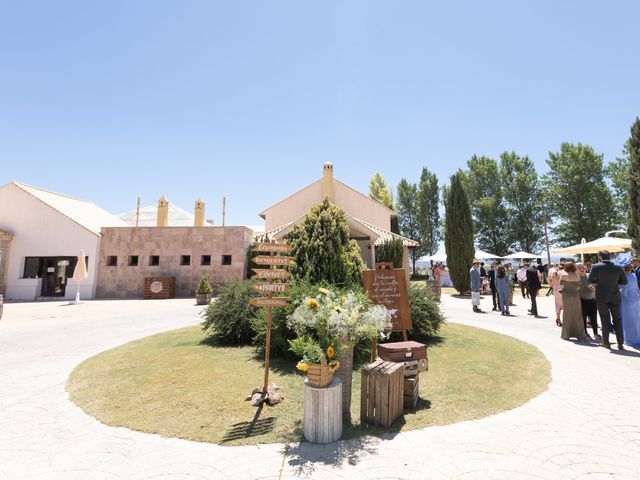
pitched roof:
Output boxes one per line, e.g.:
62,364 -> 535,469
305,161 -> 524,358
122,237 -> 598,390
118,203 -> 212,227
11,181 -> 126,236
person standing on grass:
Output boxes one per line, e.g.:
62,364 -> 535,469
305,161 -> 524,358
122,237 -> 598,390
588,250 -> 628,350
470,259 -> 483,313
495,266 -> 512,316
517,264 -> 529,298
526,261 -> 542,317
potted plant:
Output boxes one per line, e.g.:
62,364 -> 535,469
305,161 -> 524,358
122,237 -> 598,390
195,276 -> 213,305
287,288 -> 391,387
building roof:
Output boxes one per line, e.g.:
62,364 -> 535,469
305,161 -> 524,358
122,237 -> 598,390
118,203 -> 212,227
255,210 -> 419,248
10,181 -> 127,236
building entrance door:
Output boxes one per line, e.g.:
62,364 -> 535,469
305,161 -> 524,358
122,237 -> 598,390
40,258 -> 75,297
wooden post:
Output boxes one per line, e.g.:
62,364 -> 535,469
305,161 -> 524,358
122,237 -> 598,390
303,377 -> 342,443
262,249 -> 274,393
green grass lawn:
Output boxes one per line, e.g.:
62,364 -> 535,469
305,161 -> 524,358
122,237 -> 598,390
67,323 -> 550,446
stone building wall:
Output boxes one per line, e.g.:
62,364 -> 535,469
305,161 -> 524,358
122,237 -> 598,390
96,226 -> 252,298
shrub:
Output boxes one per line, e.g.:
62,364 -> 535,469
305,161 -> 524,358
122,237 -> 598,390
201,280 -> 259,344
407,282 -> 445,340
375,238 -> 404,268
195,275 -> 213,295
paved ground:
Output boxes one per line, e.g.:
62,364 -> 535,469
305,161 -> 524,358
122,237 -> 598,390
1,293 -> 639,480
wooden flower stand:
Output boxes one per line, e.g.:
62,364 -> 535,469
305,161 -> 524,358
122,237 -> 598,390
303,377 -> 342,444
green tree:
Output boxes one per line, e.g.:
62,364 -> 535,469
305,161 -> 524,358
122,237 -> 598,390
628,118 -> 640,251
417,167 -> 441,256
606,143 -> 631,230
396,179 -> 422,272
444,172 -> 475,293
500,152 -> 543,253
542,143 -> 614,246
369,172 -> 394,210
463,155 -> 510,256
286,198 -> 364,287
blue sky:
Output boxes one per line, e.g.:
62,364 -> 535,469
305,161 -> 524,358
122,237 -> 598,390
1,1 -> 638,226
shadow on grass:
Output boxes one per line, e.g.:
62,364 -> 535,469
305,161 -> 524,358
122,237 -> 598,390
221,405 -> 277,443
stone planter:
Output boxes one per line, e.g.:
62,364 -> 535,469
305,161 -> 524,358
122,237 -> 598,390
195,293 -> 213,305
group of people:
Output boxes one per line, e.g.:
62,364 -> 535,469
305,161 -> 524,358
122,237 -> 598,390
469,250 -> 640,350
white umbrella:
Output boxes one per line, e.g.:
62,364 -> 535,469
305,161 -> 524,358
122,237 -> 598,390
503,251 -> 539,259
551,236 -> 632,255
474,249 -> 500,259
71,249 -> 88,304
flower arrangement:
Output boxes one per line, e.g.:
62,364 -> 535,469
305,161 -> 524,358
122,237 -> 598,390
287,287 -> 391,372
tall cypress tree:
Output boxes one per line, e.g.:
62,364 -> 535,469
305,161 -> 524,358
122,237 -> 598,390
628,118 -> 640,251
444,172 -> 475,294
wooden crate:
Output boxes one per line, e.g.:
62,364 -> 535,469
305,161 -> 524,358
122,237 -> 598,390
143,277 -> 176,299
403,375 -> 419,409
360,359 -> 404,428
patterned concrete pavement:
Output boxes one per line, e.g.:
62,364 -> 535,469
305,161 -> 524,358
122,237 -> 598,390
1,293 -> 639,480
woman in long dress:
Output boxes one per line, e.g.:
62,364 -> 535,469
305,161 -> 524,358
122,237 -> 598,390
620,265 -> 640,349
548,264 -> 564,326
495,266 -> 512,316
560,262 -> 587,341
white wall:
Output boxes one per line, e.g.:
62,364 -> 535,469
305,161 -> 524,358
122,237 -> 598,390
0,184 -> 100,300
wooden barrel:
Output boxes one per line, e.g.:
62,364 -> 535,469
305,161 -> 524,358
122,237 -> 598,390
303,377 -> 342,444
426,279 -> 441,301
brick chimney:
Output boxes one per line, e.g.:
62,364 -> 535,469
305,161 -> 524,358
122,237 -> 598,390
194,198 -> 205,227
157,196 -> 169,227
322,162 -> 334,201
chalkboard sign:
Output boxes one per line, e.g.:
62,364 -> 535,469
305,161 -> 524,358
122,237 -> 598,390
362,268 -> 412,332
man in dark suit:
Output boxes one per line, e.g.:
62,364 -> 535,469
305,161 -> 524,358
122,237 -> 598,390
588,250 -> 628,350
526,261 -> 542,317
488,261 -> 499,311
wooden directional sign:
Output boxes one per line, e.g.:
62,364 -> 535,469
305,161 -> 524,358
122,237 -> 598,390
250,297 -> 290,308
252,269 -> 292,279
252,243 -> 292,253
251,283 -> 290,294
252,255 -> 293,266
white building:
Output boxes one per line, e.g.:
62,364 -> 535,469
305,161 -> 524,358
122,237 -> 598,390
0,181 -> 126,300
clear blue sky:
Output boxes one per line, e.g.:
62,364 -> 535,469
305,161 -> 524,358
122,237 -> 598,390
1,1 -> 638,226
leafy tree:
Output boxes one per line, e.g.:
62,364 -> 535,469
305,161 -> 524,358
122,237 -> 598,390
463,155 -> 510,256
286,198 -> 364,288
444,172 -> 475,293
628,118 -> 640,251
369,172 -> 394,210
606,142 -> 631,230
417,167 -> 441,256
375,238 -> 404,268
541,143 -> 614,246
396,179 -> 422,272
500,152 -> 543,253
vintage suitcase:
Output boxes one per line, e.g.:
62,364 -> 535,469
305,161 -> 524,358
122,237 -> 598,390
404,359 -> 428,376
378,340 -> 427,362
403,375 -> 419,409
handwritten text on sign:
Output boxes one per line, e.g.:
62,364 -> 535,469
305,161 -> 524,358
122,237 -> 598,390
252,243 -> 292,253
251,269 -> 292,279
251,283 -> 290,294
250,297 -> 290,307
252,255 -> 293,266
362,268 -> 412,331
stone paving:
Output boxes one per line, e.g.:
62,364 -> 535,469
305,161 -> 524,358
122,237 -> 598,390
1,293 -> 639,479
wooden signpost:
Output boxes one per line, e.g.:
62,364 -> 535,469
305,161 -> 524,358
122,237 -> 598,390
251,242 -> 292,402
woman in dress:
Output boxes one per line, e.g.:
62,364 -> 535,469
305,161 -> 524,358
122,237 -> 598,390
433,263 -> 442,283
620,264 -> 640,349
495,266 -> 512,316
560,262 -> 587,341
548,264 -> 564,326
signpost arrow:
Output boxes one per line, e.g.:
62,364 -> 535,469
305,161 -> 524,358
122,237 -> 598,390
252,243 -> 292,253
251,283 -> 290,294
252,269 -> 292,279
252,255 -> 293,266
250,297 -> 290,308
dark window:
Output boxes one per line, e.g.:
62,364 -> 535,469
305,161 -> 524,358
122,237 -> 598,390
149,255 -> 160,266
181,255 -> 191,266
222,255 -> 232,266
128,255 -> 139,267
201,255 -> 211,266
23,257 -> 40,278
106,256 -> 117,267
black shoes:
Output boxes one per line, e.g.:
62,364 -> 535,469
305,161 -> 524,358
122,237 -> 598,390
618,344 -> 625,350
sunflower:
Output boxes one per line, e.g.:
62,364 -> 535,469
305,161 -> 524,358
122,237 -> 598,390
326,346 -> 335,358
296,362 -> 309,372
328,360 -> 340,371
306,298 -> 319,310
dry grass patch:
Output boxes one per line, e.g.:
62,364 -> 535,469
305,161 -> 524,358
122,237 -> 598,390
67,323 -> 550,445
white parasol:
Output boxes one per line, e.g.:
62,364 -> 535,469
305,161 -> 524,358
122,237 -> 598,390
551,236 -> 632,255
503,251 -> 539,260
71,249 -> 88,304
